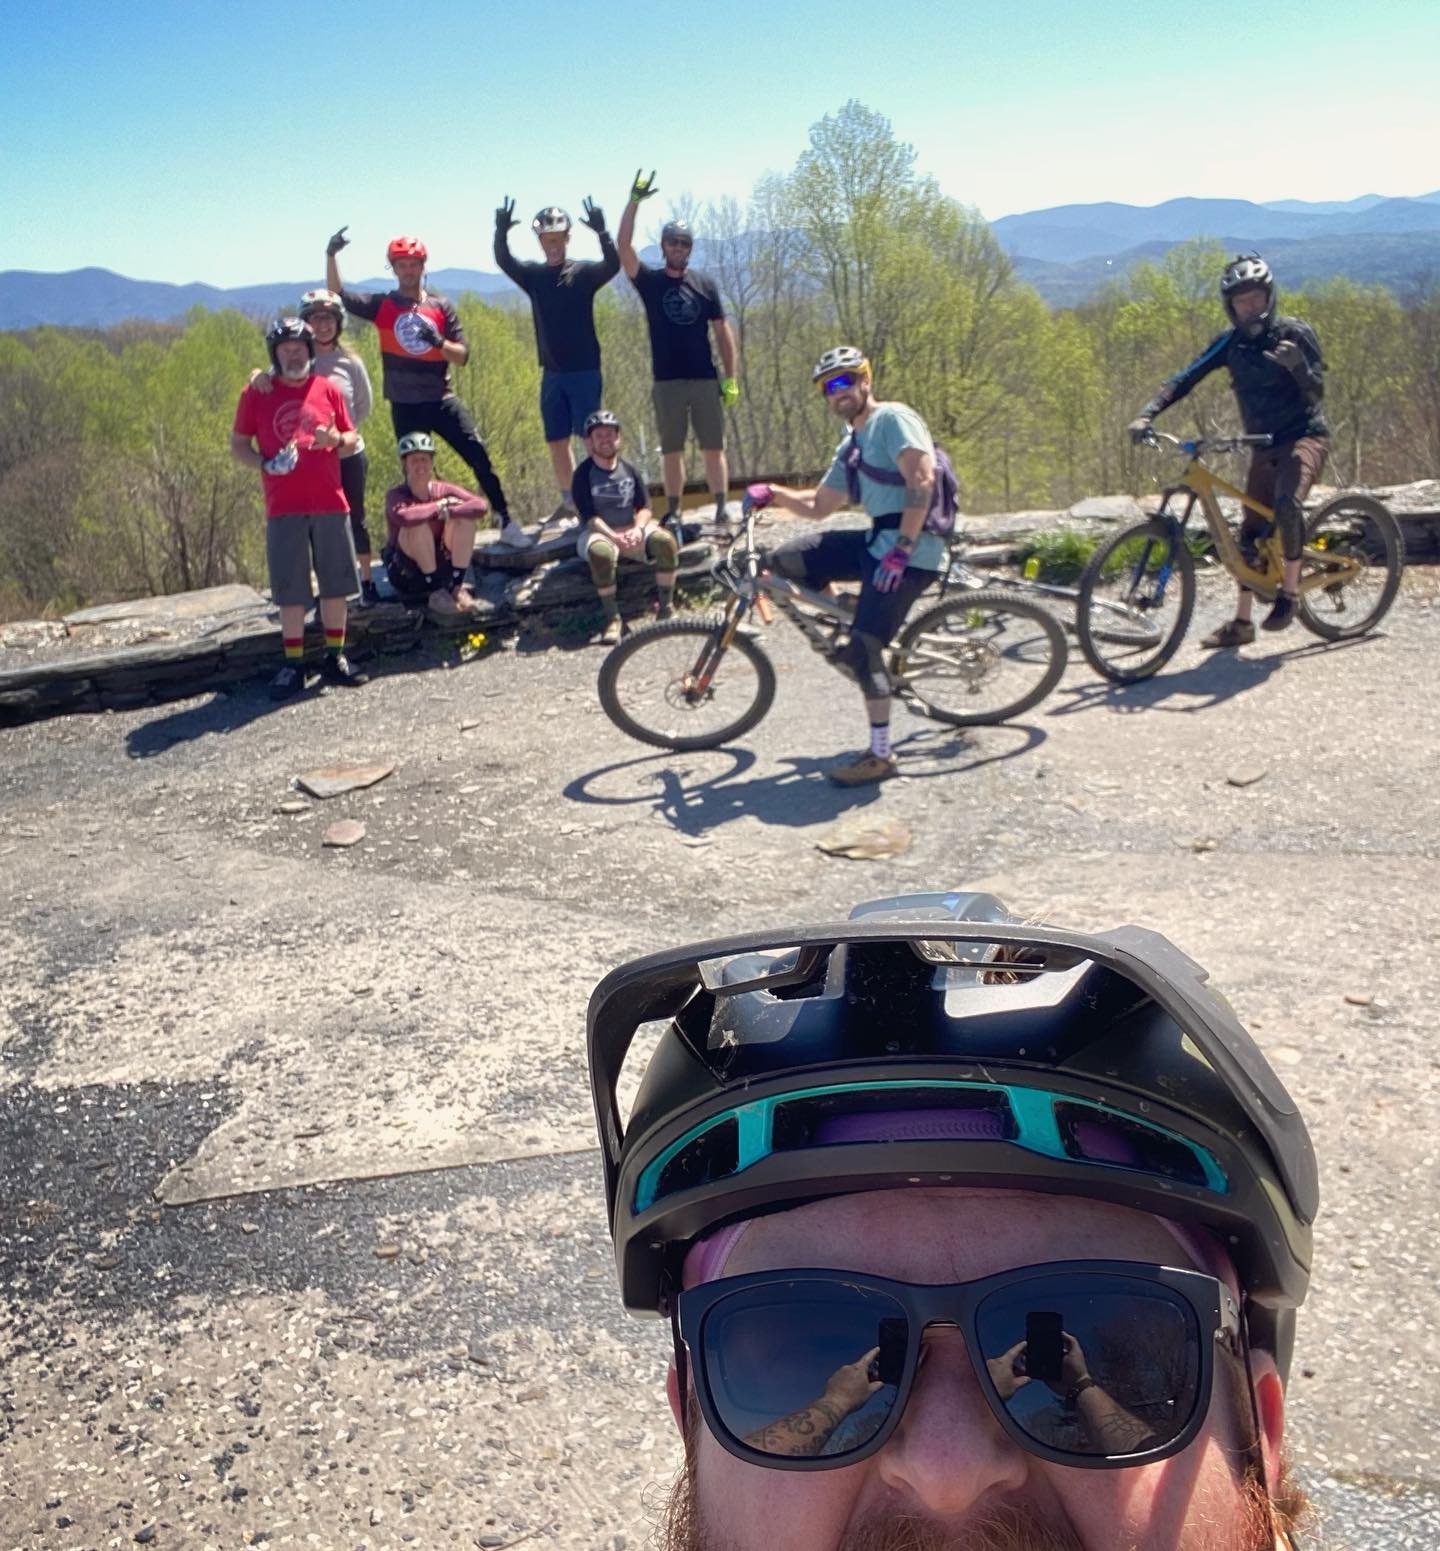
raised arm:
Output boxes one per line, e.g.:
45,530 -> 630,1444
325,225 -> 349,295
493,197 -> 526,284
617,168 -> 658,280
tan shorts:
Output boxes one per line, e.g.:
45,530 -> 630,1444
652,378 -> 725,454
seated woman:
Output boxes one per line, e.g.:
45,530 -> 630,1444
572,410 -> 677,643
381,433 -> 486,618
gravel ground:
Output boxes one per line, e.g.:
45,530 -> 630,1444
1,568 -> 1437,1550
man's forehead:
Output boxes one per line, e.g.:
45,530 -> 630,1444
726,1188 -> 1186,1282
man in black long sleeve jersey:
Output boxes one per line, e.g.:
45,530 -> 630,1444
1129,254 -> 1328,644
495,199 -> 620,524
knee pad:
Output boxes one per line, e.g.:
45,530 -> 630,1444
645,528 -> 679,569
837,631 -> 892,700
588,540 -> 618,589
1274,495 -> 1304,562
1238,517 -> 1271,569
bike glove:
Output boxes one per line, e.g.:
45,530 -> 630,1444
581,197 -> 606,233
742,482 -> 773,515
263,441 -> 299,476
326,226 -> 350,257
872,545 -> 909,593
720,377 -> 740,408
630,168 -> 658,203
411,313 -> 445,350
1127,416 -> 1154,445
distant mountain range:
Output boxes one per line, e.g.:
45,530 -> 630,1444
4,193 -> 1439,328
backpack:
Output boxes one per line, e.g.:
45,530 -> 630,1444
843,432 -> 959,537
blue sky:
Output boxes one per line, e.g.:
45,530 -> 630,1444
2,0 -> 1435,286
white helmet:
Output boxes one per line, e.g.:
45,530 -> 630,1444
532,206 -> 572,235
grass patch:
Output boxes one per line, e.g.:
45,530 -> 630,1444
1016,528 -> 1100,584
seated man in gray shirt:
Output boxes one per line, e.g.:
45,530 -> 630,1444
571,411 -> 678,644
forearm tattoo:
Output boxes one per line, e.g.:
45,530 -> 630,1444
904,486 -> 931,508
744,1397 -> 848,1457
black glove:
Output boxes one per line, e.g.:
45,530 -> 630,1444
412,313 -> 445,350
581,197 -> 606,234
495,196 -> 517,234
1127,416 -> 1155,445
326,225 -> 350,257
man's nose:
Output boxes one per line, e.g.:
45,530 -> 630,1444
872,1328 -> 1030,1515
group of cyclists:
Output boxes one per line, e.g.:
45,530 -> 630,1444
232,211 -> 1329,756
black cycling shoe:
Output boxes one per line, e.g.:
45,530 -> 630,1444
320,652 -> 370,688
1261,590 -> 1298,633
269,663 -> 308,701
360,579 -> 381,607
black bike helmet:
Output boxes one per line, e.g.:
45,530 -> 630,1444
266,316 -> 315,371
1221,253 -> 1276,338
811,344 -> 871,382
586,892 -> 1317,1381
584,409 -> 621,435
532,206 -> 572,235
661,219 -> 693,245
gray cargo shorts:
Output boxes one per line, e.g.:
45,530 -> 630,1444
265,512 -> 359,606
652,378 -> 725,454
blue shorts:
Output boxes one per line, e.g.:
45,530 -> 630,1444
540,369 -> 603,442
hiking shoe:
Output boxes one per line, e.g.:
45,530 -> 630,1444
1261,590 -> 1298,632
428,588 -> 462,619
320,652 -> 370,688
452,583 -> 484,615
269,663 -> 307,701
656,599 -> 675,621
1200,618 -> 1255,650
599,614 -> 623,646
547,499 -> 579,526
827,751 -> 899,787
498,519 -> 534,549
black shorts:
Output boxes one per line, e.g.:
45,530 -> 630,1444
382,539 -> 452,602
772,524 -> 937,643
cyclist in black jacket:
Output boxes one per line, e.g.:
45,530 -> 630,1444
1129,254 -> 1328,645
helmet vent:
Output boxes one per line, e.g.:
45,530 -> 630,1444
1059,1108 -> 1209,1188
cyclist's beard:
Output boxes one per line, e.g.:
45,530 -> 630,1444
657,1461 -> 1288,1551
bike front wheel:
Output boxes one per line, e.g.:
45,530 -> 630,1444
894,588 -> 1067,727
1076,520 -> 1196,682
1297,494 -> 1405,641
597,615 -> 777,751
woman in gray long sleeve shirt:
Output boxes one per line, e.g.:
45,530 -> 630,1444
300,290 -> 377,601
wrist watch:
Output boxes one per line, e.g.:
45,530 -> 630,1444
894,532 -> 916,550
1066,1375 -> 1096,1404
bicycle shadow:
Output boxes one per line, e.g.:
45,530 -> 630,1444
1050,632 -> 1382,717
563,724 -> 1045,836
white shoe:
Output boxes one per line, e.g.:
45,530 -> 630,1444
498,519 -> 534,549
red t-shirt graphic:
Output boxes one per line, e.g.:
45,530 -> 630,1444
234,375 -> 354,518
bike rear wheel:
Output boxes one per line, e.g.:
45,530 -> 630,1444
1076,519 -> 1196,682
597,615 -> 777,751
1296,494 -> 1405,641
894,588 -> 1067,727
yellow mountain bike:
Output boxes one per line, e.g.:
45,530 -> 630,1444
1075,431 -> 1406,682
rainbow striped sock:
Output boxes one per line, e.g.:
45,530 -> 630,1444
324,628 -> 345,655
283,636 -> 304,662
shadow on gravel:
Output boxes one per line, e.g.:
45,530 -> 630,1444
1050,632 -> 1382,718
564,724 -> 1044,835
125,685 -> 293,758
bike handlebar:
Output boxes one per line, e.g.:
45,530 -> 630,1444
1140,429 -> 1274,457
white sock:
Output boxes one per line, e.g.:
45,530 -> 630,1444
869,722 -> 891,760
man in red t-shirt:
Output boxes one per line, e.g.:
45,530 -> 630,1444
231,318 -> 370,700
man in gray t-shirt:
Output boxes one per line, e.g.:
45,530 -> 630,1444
743,346 -> 942,787
571,411 -> 679,645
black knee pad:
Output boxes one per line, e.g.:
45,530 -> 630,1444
837,631 -> 891,699
1274,495 -> 1304,562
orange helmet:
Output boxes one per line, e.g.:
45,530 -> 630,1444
386,235 -> 428,263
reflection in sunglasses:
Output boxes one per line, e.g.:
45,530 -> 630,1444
741,1342 -> 887,1457
821,374 -> 857,396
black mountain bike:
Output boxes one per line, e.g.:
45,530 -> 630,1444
597,513 -> 1067,752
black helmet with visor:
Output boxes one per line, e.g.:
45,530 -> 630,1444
586,892 -> 1317,1380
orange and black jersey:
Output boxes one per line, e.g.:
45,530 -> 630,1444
339,288 -> 463,405
1141,316 -> 1327,445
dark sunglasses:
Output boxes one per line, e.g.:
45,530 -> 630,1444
675,1260 -> 1241,1472
820,373 -> 859,396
